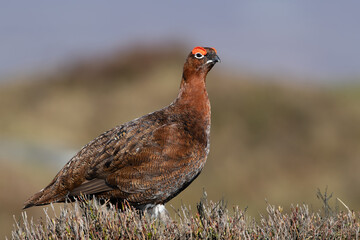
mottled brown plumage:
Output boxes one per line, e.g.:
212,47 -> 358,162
24,46 -> 220,210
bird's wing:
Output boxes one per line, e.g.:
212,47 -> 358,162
105,122 -> 203,203
70,121 -> 200,202
67,122 -> 145,196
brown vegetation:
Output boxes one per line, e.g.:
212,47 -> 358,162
11,192 -> 360,239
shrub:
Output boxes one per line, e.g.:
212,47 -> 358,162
11,193 -> 360,239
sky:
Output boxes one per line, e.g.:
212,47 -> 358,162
1,1 -> 360,82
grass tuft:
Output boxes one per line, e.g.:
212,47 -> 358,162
10,192 -> 360,239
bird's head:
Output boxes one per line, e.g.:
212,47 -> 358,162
183,46 -> 220,79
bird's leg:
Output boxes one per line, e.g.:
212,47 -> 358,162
142,204 -> 171,224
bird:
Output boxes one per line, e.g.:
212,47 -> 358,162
23,46 -> 220,213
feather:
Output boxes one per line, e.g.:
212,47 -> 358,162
69,179 -> 114,196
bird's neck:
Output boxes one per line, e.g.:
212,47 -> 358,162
174,72 -> 210,119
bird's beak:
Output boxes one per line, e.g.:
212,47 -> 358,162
206,55 -> 221,64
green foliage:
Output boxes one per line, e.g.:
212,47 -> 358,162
11,193 -> 360,239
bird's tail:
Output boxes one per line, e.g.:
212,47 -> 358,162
23,190 -> 48,209
23,181 -> 66,209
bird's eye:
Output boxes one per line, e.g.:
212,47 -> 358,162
194,52 -> 204,59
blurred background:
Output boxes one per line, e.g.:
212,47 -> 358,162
1,1 -> 360,237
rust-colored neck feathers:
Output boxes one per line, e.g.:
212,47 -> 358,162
174,46 -> 219,117
176,70 -> 209,117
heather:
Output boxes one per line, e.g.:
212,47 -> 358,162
11,191 -> 360,239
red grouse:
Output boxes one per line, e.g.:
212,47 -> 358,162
24,47 -> 220,212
